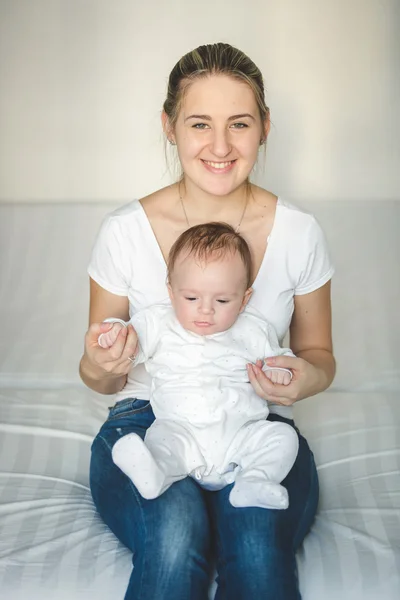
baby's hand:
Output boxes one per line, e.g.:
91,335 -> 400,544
98,323 -> 125,349
263,367 -> 292,386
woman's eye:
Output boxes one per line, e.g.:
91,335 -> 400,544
231,122 -> 248,129
192,123 -> 209,129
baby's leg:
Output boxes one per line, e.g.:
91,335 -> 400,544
112,420 -> 205,500
226,420 -> 299,510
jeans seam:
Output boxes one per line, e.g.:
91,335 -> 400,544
107,399 -> 151,421
209,493 -> 229,597
292,443 -> 318,552
93,434 -> 149,599
106,405 -> 151,421
133,479 -> 147,600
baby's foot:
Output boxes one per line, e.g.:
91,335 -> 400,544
112,433 -> 168,499
229,477 -> 289,510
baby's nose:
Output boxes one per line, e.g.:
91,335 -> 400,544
199,302 -> 214,314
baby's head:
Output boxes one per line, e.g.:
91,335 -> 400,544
167,222 -> 253,336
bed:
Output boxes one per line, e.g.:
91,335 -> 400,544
0,200 -> 399,599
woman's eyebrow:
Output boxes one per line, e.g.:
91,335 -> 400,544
228,113 -> 256,121
184,113 -> 256,122
184,114 -> 211,121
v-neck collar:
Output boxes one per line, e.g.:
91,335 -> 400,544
136,197 -> 282,288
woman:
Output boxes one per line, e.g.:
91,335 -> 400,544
80,42 -> 335,600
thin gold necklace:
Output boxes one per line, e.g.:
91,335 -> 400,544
179,190 -> 249,234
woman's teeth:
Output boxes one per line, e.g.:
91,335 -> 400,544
203,160 -> 234,169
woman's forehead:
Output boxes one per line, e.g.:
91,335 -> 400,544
180,75 -> 258,116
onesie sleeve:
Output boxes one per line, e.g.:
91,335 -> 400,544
130,306 -> 164,363
88,214 -> 131,296
295,216 -> 335,295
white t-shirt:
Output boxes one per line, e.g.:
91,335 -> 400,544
88,197 -> 334,418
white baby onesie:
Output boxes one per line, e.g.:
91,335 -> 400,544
103,304 -> 299,509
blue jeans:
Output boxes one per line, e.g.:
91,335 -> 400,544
90,398 -> 319,600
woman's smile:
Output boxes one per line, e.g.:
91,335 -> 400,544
201,159 -> 237,173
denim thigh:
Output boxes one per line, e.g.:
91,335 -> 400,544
205,414 -> 319,600
90,398 -> 212,600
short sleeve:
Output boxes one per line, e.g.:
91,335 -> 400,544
264,321 -> 296,358
295,216 -> 335,295
88,215 -> 131,296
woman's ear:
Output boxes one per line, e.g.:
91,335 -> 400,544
240,287 -> 253,312
162,111 -> 175,144
261,112 -> 271,144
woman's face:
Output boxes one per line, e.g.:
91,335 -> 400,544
171,75 -> 268,197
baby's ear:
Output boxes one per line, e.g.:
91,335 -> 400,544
240,287 -> 253,312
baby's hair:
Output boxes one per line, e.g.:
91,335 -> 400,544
168,222 -> 252,288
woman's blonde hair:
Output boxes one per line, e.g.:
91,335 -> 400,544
163,42 -> 269,130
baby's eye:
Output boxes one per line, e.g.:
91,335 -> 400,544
185,297 -> 197,301
217,299 -> 230,304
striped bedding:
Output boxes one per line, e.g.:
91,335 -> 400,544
0,388 -> 399,599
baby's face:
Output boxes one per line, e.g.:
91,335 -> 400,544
168,251 -> 252,336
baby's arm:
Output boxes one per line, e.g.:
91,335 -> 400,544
97,305 -> 166,363
262,323 -> 295,386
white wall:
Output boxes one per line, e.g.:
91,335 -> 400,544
0,0 -> 399,203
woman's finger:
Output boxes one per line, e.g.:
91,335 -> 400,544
248,364 -> 297,405
122,325 -> 139,361
106,325 -> 128,360
247,364 -> 275,399
264,355 -> 301,370
86,321 -> 114,346
255,364 -> 295,396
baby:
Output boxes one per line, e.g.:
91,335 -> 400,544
98,222 -> 299,510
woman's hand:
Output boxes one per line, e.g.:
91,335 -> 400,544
84,321 -> 139,377
247,355 -> 325,406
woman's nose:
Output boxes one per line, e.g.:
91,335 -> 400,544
210,129 -> 231,157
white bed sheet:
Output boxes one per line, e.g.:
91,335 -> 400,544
0,387 -> 399,600
0,387 -> 132,600
294,392 -> 400,599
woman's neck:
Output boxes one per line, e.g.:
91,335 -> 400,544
178,178 -> 250,224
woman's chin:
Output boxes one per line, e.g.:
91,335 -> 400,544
188,177 -> 247,198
